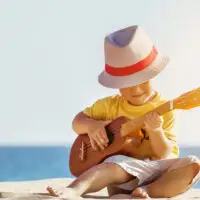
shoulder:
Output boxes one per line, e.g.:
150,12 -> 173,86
82,94 -> 122,119
83,94 -> 122,113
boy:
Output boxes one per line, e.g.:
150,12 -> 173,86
47,26 -> 200,199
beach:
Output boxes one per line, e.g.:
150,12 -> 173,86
0,146 -> 200,199
0,178 -> 200,199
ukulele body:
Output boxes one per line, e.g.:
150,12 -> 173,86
69,117 -> 141,177
70,87 -> 200,176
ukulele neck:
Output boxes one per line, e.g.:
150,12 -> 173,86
121,100 -> 175,137
154,100 -> 174,115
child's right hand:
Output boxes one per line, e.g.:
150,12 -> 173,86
87,120 -> 111,151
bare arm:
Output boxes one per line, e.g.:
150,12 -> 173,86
72,112 -> 111,134
144,111 -> 176,159
72,112 -> 111,150
148,128 -> 174,159
72,112 -> 96,134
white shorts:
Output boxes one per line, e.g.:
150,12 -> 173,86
104,155 -> 200,192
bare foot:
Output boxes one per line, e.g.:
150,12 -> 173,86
131,187 -> 150,199
110,193 -> 132,199
46,186 -> 83,199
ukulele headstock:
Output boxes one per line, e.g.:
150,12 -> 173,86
173,87 -> 200,110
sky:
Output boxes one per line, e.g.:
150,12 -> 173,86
0,0 -> 200,147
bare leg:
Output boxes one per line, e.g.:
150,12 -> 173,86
131,162 -> 200,198
107,184 -> 132,196
47,163 -> 133,198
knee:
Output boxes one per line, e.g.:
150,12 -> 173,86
96,162 -> 116,171
97,162 -> 121,170
186,155 -> 200,164
185,156 -> 200,176
186,155 -> 200,168
98,163 -> 132,182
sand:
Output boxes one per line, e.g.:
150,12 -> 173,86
0,178 -> 199,199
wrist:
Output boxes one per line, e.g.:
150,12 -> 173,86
87,119 -> 110,132
146,127 -> 163,134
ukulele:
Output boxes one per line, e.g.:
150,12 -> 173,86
69,87 -> 200,177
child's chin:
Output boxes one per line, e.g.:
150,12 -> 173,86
129,98 -> 146,106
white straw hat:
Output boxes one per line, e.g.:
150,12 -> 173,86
98,25 -> 169,88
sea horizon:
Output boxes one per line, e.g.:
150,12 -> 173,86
0,145 -> 199,188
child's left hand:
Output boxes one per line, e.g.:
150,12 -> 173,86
144,111 -> 163,132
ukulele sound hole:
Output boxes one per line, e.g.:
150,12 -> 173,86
105,127 -> 114,145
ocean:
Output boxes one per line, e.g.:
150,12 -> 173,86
0,146 -> 200,188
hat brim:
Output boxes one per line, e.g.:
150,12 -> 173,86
98,53 -> 169,89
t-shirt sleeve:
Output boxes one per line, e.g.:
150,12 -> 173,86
83,97 -> 112,120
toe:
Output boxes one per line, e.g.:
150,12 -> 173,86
46,186 -> 59,197
131,187 -> 150,199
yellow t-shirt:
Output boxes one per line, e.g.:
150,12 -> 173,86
83,93 -> 179,157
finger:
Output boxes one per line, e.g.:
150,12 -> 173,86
144,120 -> 151,130
144,116 -> 162,130
146,112 -> 158,125
144,114 -> 152,125
96,132 -> 108,147
152,112 -> 162,121
151,112 -> 158,122
89,136 -> 98,151
144,116 -> 155,130
145,115 -> 157,126
145,112 -> 152,121
100,128 -> 109,143
96,139 -> 105,151
94,134 -> 105,150
147,115 -> 155,126
152,112 -> 163,125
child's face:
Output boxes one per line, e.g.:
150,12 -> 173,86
119,81 -> 154,106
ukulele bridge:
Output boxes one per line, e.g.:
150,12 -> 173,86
79,141 -> 86,161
